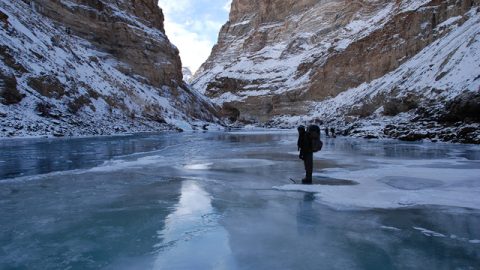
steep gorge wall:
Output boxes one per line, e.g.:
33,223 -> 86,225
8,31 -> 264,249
193,0 -> 480,123
306,0 -> 479,100
0,0 -> 220,137
29,0 -> 181,88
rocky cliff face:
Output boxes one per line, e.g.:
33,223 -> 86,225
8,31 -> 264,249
32,0 -> 179,88
0,0 -> 220,137
193,0 -> 480,143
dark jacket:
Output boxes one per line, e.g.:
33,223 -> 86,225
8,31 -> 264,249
301,133 -> 313,154
297,132 -> 305,151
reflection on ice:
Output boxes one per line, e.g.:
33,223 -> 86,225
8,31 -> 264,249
182,159 -> 276,171
154,181 -> 235,269
184,163 -> 213,170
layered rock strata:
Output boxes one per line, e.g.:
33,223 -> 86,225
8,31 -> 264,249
193,0 -> 480,142
0,0 -> 220,137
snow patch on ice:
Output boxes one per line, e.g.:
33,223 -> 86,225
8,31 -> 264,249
380,226 -> 402,231
413,227 -> 446,238
274,156 -> 480,210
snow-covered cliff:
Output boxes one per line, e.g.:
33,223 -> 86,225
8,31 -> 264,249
0,0 -> 221,137
275,8 -> 480,143
193,0 -> 480,143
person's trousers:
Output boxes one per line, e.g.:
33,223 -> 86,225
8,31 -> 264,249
303,152 -> 313,184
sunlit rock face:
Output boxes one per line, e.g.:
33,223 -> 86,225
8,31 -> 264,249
31,0 -> 179,88
0,0 -> 220,137
193,0 -> 480,142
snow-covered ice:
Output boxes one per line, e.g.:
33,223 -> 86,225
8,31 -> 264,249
275,155 -> 480,210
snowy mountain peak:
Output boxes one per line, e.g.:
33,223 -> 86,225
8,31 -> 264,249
182,67 -> 193,83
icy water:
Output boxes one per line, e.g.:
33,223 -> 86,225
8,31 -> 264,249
0,131 -> 479,270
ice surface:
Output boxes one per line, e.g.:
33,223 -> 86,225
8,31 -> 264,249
153,181 -> 235,269
380,226 -> 402,231
1,132 -> 479,269
413,227 -> 446,238
275,156 -> 480,209
183,159 -> 275,171
184,163 -> 214,170
379,176 -> 443,190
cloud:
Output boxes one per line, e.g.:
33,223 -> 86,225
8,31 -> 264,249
188,19 -> 223,34
157,0 -> 230,73
223,0 -> 232,12
163,19 -> 213,73
158,0 -> 192,14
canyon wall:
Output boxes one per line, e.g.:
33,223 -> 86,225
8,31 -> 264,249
193,0 -> 480,142
0,0 -> 220,137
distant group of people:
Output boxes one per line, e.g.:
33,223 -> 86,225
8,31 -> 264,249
324,127 -> 336,138
297,124 -> 335,184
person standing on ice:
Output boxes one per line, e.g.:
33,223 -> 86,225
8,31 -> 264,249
297,125 -> 314,184
297,125 -> 306,160
330,127 -> 336,138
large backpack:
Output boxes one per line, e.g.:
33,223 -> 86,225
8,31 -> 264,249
307,125 -> 323,152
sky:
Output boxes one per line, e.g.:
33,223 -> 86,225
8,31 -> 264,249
157,0 -> 232,73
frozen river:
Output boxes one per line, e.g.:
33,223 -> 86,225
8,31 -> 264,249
1,131 -> 479,269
